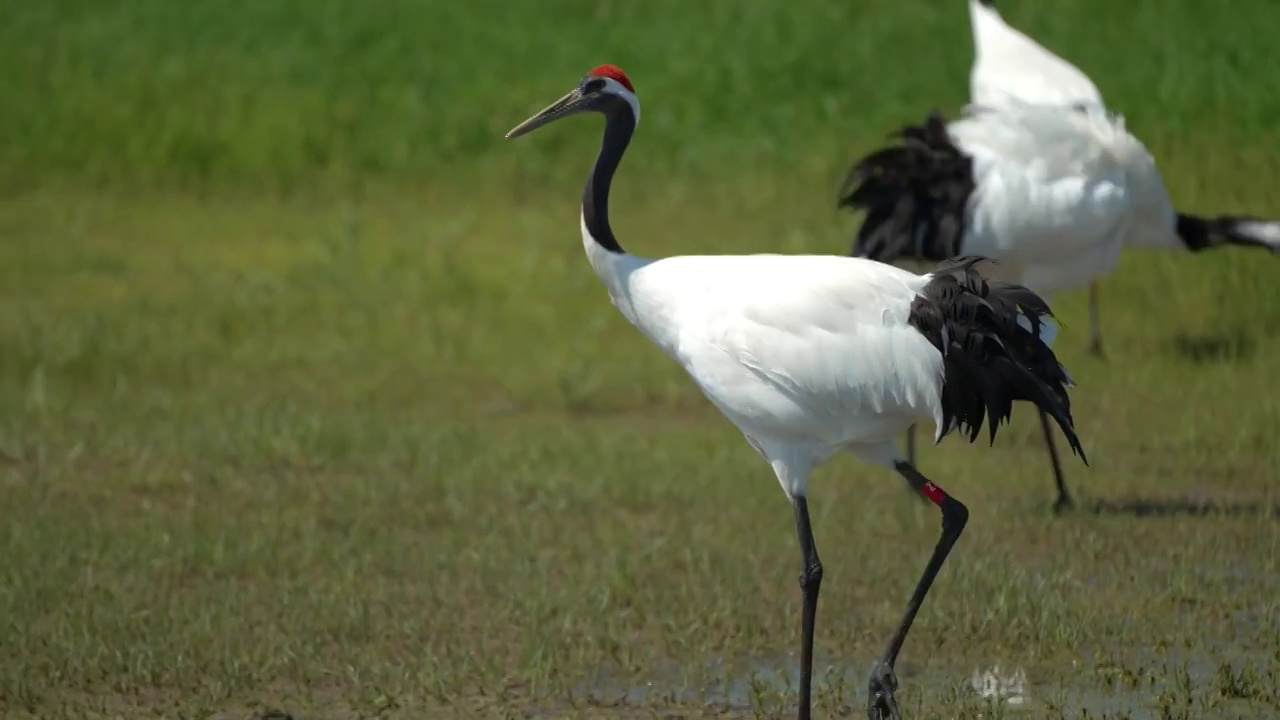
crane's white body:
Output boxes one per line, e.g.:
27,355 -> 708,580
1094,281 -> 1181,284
583,220 -> 966,496
950,100 -> 1177,296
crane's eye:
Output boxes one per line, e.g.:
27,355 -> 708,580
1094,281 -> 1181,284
583,78 -> 606,94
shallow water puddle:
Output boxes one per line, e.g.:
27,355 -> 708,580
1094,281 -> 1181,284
574,649 -> 1278,718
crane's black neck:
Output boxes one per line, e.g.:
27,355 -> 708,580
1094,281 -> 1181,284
1176,213 -> 1218,251
582,98 -> 636,255
1177,212 -> 1277,252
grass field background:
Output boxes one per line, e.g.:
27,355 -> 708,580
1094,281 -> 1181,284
2,1 -> 1280,718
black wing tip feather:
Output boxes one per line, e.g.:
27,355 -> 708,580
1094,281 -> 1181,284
837,111 -> 975,264
910,256 -> 1088,465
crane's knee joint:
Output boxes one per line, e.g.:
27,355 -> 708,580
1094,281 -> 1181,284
941,497 -> 969,535
798,559 -> 824,592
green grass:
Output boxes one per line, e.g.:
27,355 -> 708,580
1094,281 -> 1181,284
2,1 -> 1280,718
3,0 -> 1280,194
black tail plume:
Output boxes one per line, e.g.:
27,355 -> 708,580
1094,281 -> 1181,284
908,256 -> 1087,465
1176,213 -> 1280,254
837,112 -> 974,263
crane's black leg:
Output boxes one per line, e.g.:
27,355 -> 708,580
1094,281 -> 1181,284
867,462 -> 969,720
899,425 -> 929,504
1039,410 -> 1073,514
906,424 -> 917,466
793,496 -> 824,720
1087,281 -> 1105,358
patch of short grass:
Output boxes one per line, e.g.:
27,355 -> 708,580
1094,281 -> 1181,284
2,182 -> 1279,719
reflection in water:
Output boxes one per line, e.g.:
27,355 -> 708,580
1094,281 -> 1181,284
969,664 -> 1028,706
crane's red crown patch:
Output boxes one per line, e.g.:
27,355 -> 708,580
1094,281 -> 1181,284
588,64 -> 635,92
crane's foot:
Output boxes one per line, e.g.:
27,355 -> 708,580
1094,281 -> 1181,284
1052,493 -> 1075,516
1087,338 -> 1105,359
866,661 -> 902,720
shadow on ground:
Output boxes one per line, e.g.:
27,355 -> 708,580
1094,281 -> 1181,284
1167,330 -> 1255,364
1084,497 -> 1280,518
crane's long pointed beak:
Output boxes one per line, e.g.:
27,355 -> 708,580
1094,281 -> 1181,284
506,87 -> 588,139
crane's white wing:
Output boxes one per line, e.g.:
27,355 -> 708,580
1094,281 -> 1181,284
625,255 -> 946,449
968,0 -> 1103,109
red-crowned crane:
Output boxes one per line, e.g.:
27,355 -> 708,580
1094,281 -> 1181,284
838,0 -> 1280,512
506,64 -> 1087,720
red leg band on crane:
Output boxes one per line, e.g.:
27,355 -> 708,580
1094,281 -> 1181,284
920,480 -> 948,506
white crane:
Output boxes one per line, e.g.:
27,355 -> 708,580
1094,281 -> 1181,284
967,0 -> 1279,355
506,64 -> 1087,720
837,0 -> 1280,512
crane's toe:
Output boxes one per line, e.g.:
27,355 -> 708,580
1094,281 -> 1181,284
866,661 -> 902,720
1052,493 -> 1075,516
1087,338 -> 1105,359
